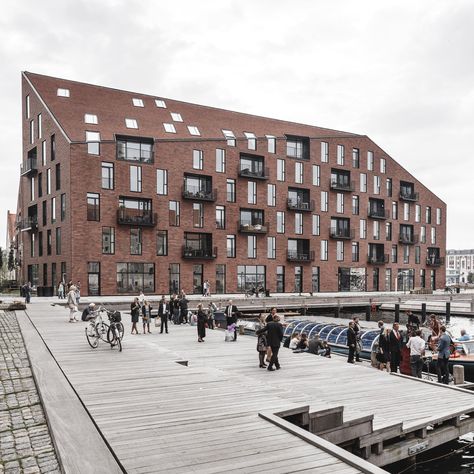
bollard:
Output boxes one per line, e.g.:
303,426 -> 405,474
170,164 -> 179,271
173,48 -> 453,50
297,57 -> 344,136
453,365 -> 465,385
395,304 -> 400,323
365,306 -> 371,321
421,303 -> 427,325
446,302 -> 451,323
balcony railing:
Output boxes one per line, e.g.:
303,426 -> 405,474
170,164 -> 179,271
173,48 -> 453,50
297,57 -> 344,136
398,234 -> 419,245
287,250 -> 315,262
287,198 -> 315,212
117,209 -> 157,227
116,150 -> 154,164
329,227 -> 355,239
238,166 -> 269,180
426,256 -> 445,267
17,217 -> 38,231
399,190 -> 419,202
367,254 -> 389,265
368,208 -> 389,219
330,179 -> 355,192
20,158 -> 38,176
182,185 -> 217,202
182,246 -> 217,259
238,221 -> 269,234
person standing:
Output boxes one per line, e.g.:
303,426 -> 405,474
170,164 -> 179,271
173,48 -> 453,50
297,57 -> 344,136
406,329 -> 426,378
67,284 -> 78,323
130,297 -> 140,335
142,300 -> 152,334
158,296 -> 169,334
429,314 -> 442,349
57,281 -> 65,299
196,303 -> 207,342
170,294 -> 179,324
207,301 -> 217,329
352,316 -> 361,362
376,327 -> 390,371
389,322 -> 402,373
437,326 -> 451,384
257,330 -> 268,368
23,281 -> 32,304
202,280 -> 209,297
179,291 -> 189,324
256,314 -> 284,371
347,321 -> 357,363
225,300 -> 239,341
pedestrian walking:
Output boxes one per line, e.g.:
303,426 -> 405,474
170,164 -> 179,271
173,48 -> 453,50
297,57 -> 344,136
23,281 -> 32,304
347,321 -> 357,363
130,297 -> 140,335
57,281 -> 65,299
158,296 -> 170,334
406,329 -> 425,378
142,300 -> 152,334
67,285 -> 78,323
197,303 -> 207,342
256,313 -> 284,371
225,299 -> 239,341
437,325 -> 451,384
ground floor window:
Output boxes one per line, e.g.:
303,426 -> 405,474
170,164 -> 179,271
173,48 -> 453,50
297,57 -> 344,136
27,264 -> 39,287
338,267 -> 366,292
216,264 -> 226,294
430,270 -> 436,290
88,262 -> 100,296
237,265 -> 265,292
193,264 -> 203,294
385,268 -> 392,291
420,269 -> 426,288
169,263 -> 180,294
61,262 -> 66,284
43,263 -> 48,286
397,268 -> 414,292
372,268 -> 379,291
52,263 -> 57,289
311,267 -> 320,293
117,263 -> 154,293
294,266 -> 303,293
276,266 -> 285,292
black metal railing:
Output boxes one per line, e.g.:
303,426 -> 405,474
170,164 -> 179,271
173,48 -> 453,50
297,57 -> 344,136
329,227 -> 355,239
16,216 -> 38,231
399,190 -> 419,201
238,166 -> 269,180
368,208 -> 389,219
238,220 -> 269,233
367,254 -> 389,265
398,234 -> 419,244
20,158 -> 38,176
117,209 -> 157,226
116,149 -> 154,164
330,179 -> 355,192
182,246 -> 217,259
287,250 -> 315,262
182,185 -> 217,201
287,198 -> 315,212
426,256 -> 444,267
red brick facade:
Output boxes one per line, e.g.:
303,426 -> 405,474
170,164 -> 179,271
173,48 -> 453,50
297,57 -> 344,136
17,72 -> 447,296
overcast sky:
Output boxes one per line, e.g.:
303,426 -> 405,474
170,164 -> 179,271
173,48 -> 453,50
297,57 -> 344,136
1,0 -> 473,250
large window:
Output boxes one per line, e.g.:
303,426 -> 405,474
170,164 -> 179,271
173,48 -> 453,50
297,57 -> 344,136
102,163 -> 114,189
237,265 -> 266,292
193,149 -> 203,170
267,184 -> 276,207
352,148 -> 360,168
267,236 -> 276,259
117,263 -> 154,293
321,142 -> 329,163
87,193 -> 100,221
337,145 -> 345,165
169,201 -> 180,226
216,148 -> 226,173
312,165 -> 320,186
277,266 -> 285,292
86,131 -> 100,155
47,230 -> 52,256
277,159 -> 285,181
157,169 -> 168,195
130,228 -> 142,255
102,227 -> 115,254
55,163 -> 61,190
295,162 -> 303,184
169,264 -> 180,294
216,264 -> 226,294
227,179 -> 236,202
277,211 -> 285,233
130,165 -> 142,192
227,235 -> 236,258
61,193 -> 66,221
51,197 -> 56,223
247,235 -> 257,258
156,230 -> 168,256
88,262 -> 100,296
55,227 -> 61,255
286,135 -> 309,160
216,206 -> 225,229
193,203 -> 204,228
117,136 -> 153,163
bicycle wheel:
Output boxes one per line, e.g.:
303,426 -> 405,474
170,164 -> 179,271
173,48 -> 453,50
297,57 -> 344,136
116,322 -> 124,340
107,325 -> 123,352
97,322 -> 109,342
85,325 -> 99,348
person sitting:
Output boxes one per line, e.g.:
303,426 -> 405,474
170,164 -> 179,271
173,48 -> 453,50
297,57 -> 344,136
321,341 -> 331,357
456,329 -> 471,342
308,335 -> 324,355
295,333 -> 309,351
81,303 -> 97,321
289,332 -> 300,350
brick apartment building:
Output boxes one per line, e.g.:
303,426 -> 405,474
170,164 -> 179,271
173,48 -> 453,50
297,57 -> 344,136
15,71 -> 447,296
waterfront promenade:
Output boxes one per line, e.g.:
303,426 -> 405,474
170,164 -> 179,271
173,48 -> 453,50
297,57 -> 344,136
9,301 -> 474,472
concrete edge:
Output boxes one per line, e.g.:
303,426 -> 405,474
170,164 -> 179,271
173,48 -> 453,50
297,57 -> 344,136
16,310 -> 124,474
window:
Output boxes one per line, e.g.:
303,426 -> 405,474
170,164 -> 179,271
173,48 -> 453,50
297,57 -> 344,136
420,226 -> 426,244
51,197 -> 56,223
244,132 -> 257,150
286,136 -> 309,159
312,165 -> 320,186
403,203 -> 410,221
171,112 -> 182,121
132,98 -> 144,107
426,206 -> 432,224
277,211 -> 285,233
248,235 -> 257,258
42,140 -> 46,166
380,158 -> 386,173
320,191 -> 328,212
84,113 -> 98,124
169,201 -> 180,226
295,212 -> 303,234
117,263 -> 154,294
116,136 -> 153,163
29,120 -> 34,144
237,265 -> 266,293
216,264 -> 226,294
191,203 -> 203,228
352,148 -> 360,168
403,245 -> 410,264
336,241 -> 344,261
30,233 -> 35,258
321,142 -> 329,162
267,237 -> 276,259
431,227 -> 436,245
155,99 -> 166,108
188,126 -> 200,136
216,149 -> 226,173
43,263 -> 47,286
360,173 -> 367,192
352,195 -> 359,215
51,134 -> 56,161
227,235 -> 236,258
373,176 -> 381,195
193,149 -> 203,170
163,123 -> 176,133
277,266 -> 285,292
360,219 -> 367,239
55,228 -> 61,255
25,94 -> 30,118
55,163 -> 61,190
216,206 -> 225,229
46,169 -> 51,194
102,163 -> 114,189
37,173 -> 42,198
47,230 -> 52,256
156,230 -> 168,256
266,135 -> 276,153
337,145 -> 345,165
222,130 -> 236,146
130,165 -> 142,192
30,176 -> 35,202
373,220 -> 380,240
294,161 -> 303,184
277,159 -> 285,181
320,240 -> 328,261
130,228 -> 142,255
157,169 -> 168,195
61,193 -> 66,221
102,227 -> 115,254
87,193 -> 100,221
37,113 -> 42,139
392,201 -> 398,220
86,131 -> 100,155
226,179 -> 236,202
125,118 -> 138,129
415,204 -> 421,222
385,222 -> 392,241
352,242 -> 359,262
415,246 -> 421,264
247,181 -> 257,204
336,193 -> 344,213
367,151 -> 374,170
38,232 -> 43,257
267,184 -> 276,206
57,88 -> 70,97
392,245 -> 398,263
312,214 -> 320,236
436,208 -> 442,225
42,200 -> 46,226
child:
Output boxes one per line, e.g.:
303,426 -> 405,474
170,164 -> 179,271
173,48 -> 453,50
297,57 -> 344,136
257,331 -> 268,368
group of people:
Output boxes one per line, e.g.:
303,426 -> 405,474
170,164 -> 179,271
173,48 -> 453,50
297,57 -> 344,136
256,307 -> 284,371
288,331 -> 331,357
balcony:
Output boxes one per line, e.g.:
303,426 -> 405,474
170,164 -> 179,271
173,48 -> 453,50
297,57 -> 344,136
182,185 -> 217,202
238,221 -> 269,234
367,254 -> 389,265
17,217 -> 38,232
368,208 -> 389,220
329,227 -> 355,240
287,250 -> 315,262
398,234 -> 419,245
399,190 -> 419,202
426,256 -> 444,267
330,179 -> 355,192
182,246 -> 217,259
238,166 -> 269,180
287,198 -> 315,212
20,158 -> 38,177
117,209 -> 157,227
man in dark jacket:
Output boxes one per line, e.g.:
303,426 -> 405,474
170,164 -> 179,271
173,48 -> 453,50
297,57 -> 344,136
388,322 -> 402,373
256,314 -> 284,371
158,296 -> 169,334
179,292 -> 189,324
225,300 -> 239,341
347,321 -> 357,363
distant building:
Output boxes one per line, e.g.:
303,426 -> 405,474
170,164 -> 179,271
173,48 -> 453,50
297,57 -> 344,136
446,249 -> 474,285
15,72 -> 447,296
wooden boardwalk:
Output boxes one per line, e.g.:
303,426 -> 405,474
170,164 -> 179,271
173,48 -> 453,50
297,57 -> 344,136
18,303 -> 474,472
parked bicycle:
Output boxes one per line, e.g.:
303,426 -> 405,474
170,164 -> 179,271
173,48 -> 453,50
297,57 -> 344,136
85,306 -> 124,352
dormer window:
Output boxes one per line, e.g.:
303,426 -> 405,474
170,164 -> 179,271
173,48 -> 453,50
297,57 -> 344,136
163,123 -> 176,133
155,99 -> 166,108
244,132 -> 257,150
187,126 -> 200,136
222,130 -> 236,146
125,118 -> 138,129
132,98 -> 144,107
171,112 -> 183,122
57,88 -> 70,97
84,114 -> 98,124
